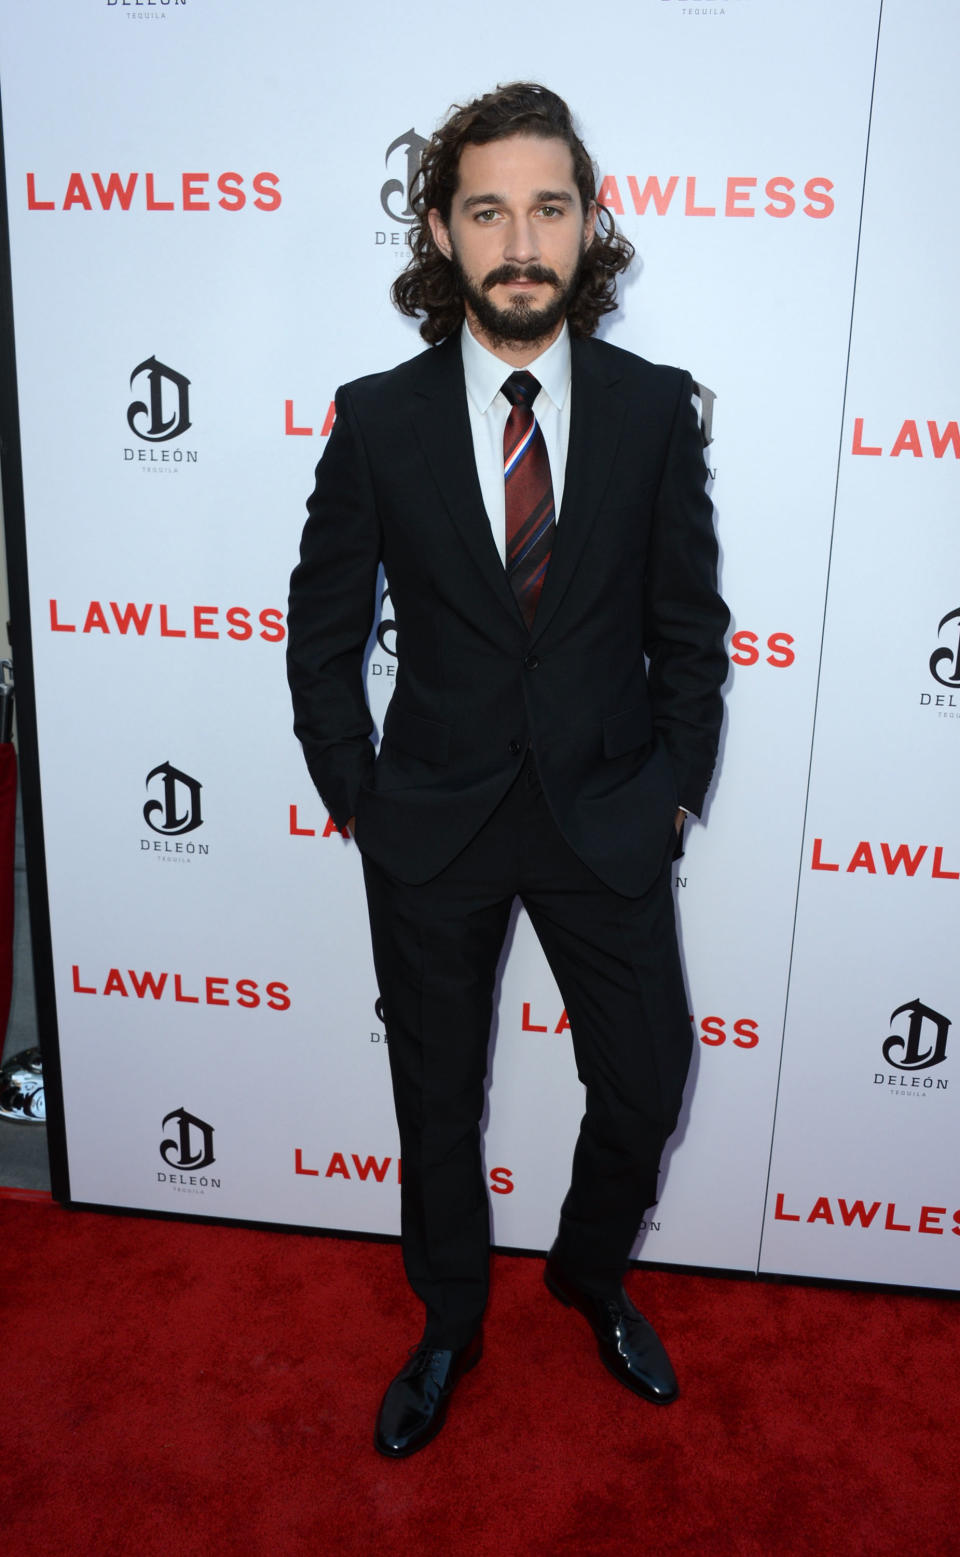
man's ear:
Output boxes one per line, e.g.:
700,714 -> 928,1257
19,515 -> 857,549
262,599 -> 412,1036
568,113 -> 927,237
583,200 -> 598,250
427,208 -> 453,260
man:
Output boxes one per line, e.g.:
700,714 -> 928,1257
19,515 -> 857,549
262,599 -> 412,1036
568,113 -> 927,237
287,82 -> 729,1457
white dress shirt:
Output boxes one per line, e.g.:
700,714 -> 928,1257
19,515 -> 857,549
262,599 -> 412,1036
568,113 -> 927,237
460,320 -> 571,564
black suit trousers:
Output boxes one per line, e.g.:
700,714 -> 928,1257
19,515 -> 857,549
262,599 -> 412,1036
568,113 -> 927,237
361,750 -> 692,1349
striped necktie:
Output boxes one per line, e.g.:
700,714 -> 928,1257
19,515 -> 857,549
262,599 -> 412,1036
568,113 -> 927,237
502,370 -> 556,630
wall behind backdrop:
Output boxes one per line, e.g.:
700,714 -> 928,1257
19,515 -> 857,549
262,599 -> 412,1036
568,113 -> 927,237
0,0 -> 956,1290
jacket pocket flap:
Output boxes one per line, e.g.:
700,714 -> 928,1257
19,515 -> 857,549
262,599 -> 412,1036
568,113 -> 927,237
602,704 -> 652,759
384,707 -> 450,765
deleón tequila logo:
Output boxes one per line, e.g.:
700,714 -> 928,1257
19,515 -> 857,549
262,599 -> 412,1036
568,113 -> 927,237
380,129 -> 428,224
882,998 -> 950,1072
143,761 -> 203,836
127,356 -> 191,442
929,608 -> 960,689
160,1107 -> 215,1172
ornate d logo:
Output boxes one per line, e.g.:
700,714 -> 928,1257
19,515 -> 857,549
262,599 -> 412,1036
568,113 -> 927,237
882,998 -> 950,1072
929,608 -> 960,689
143,761 -> 203,836
127,355 -> 191,443
160,1107 -> 216,1171
691,379 -> 716,451
380,129 -> 428,224
376,585 -> 397,657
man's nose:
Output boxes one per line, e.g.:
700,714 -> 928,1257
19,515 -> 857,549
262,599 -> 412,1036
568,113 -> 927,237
503,216 -> 539,264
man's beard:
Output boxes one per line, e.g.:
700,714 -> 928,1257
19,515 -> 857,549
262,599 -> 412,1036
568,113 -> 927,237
451,250 -> 583,348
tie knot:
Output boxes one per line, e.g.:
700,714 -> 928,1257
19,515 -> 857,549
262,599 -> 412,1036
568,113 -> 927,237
502,370 -> 541,409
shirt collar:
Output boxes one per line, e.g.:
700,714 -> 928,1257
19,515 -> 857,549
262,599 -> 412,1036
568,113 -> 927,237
461,319 -> 572,415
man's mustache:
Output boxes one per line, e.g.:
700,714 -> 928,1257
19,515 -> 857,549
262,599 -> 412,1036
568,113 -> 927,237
482,264 -> 561,292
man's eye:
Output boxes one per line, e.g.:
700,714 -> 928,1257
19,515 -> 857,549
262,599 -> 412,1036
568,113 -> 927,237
538,206 -> 561,218
474,209 -> 499,222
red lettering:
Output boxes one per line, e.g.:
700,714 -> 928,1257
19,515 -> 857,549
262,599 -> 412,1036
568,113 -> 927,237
807,1196 -> 834,1225
554,1009 -> 570,1034
91,172 -> 137,211
63,173 -> 92,211
732,1018 -> 759,1050
811,838 -> 840,872
884,1204 -> 911,1232
852,417 -> 882,456
252,172 -> 281,211
774,1193 -> 800,1222
285,399 -> 313,436
729,630 -> 759,666
225,606 -> 253,641
103,968 -> 128,997
918,1206 -> 946,1235
26,173 -> 55,210
127,970 -> 167,1000
596,175 -> 624,215
110,601 -> 152,635
952,1212 -> 960,1236
266,982 -> 291,1012
182,173 -> 210,211
289,805 -> 316,837
205,977 -> 230,1007
144,173 -> 174,211
700,1015 -> 726,1046
489,1167 -> 514,1195
521,1002 -> 548,1032
724,176 -> 756,216
322,815 -> 350,838
193,606 -> 219,640
173,974 -> 199,1005
837,1198 -> 881,1228
880,842 -> 926,877
932,847 -> 960,881
684,176 -> 715,217
352,1153 -> 391,1183
766,632 -> 795,667
294,1148 -> 319,1176
50,600 -> 76,632
235,979 -> 260,1009
627,174 -> 678,215
846,841 -> 877,875
82,602 -> 110,634
258,608 -> 285,642
217,172 -> 245,211
320,401 -> 337,436
159,605 -> 186,638
325,1152 -> 350,1180
927,420 -> 960,459
71,964 -> 97,995
802,177 -> 834,218
890,419 -> 923,458
763,176 -> 795,218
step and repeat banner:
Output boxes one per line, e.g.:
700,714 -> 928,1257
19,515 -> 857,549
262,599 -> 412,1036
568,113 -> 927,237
0,0 -> 955,1290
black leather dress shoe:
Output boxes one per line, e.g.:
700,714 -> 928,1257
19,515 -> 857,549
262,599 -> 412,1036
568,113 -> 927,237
374,1332 -> 482,1457
544,1256 -> 678,1404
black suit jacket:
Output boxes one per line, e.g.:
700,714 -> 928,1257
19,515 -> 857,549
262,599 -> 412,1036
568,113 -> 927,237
287,330 -> 729,896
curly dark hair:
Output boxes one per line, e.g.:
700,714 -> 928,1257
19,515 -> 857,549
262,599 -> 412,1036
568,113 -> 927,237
391,82 -> 634,344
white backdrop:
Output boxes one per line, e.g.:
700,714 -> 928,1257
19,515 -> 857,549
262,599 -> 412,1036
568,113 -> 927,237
0,0 -> 955,1289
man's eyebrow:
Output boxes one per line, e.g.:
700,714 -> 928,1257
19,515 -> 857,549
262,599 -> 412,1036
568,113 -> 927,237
459,189 -> 576,210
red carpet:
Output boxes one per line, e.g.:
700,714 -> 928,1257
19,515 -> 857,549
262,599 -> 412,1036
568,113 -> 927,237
1,1198 -> 956,1556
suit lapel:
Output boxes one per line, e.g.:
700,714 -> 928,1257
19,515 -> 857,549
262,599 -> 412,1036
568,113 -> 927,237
530,336 -> 627,642
409,333 -> 520,622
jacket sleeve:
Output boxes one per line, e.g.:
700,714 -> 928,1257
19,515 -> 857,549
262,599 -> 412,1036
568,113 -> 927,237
286,385 -> 382,827
643,370 -> 730,816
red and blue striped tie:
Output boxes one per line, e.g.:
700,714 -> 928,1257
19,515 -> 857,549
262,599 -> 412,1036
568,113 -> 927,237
502,371 -> 556,630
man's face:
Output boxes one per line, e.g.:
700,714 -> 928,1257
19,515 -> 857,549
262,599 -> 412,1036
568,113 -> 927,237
428,134 -> 596,355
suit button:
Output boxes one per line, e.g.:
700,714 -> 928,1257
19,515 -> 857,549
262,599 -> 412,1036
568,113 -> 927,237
508,740 -> 521,756
524,654 -> 540,670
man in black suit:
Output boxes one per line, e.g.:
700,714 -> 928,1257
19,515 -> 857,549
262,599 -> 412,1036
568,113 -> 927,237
287,82 -> 728,1457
